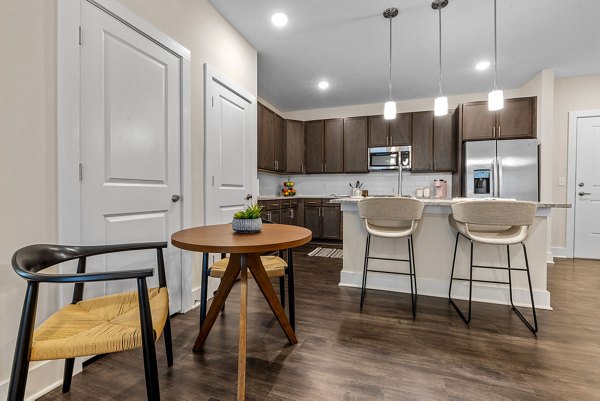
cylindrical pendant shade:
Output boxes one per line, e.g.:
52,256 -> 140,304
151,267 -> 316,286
384,101 -> 397,120
434,96 -> 448,116
488,89 -> 504,111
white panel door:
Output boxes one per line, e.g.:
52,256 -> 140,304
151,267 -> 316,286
204,69 -> 256,225
80,1 -> 182,311
574,116 -> 600,259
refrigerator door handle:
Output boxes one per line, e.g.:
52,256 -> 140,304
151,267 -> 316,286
497,158 -> 503,198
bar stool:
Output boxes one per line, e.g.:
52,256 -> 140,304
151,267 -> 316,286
358,197 -> 424,317
448,200 -> 538,333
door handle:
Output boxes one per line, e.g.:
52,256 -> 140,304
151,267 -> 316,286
171,194 -> 181,202
245,194 -> 253,200
579,192 -> 591,196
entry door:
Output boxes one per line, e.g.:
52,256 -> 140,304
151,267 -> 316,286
574,116 -> 600,259
204,68 -> 256,225
80,1 -> 183,311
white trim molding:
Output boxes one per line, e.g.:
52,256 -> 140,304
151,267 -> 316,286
565,110 -> 600,258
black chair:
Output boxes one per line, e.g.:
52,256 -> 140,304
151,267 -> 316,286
8,242 -> 173,401
199,220 -> 296,330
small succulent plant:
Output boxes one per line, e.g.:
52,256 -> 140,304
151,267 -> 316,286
233,203 -> 263,219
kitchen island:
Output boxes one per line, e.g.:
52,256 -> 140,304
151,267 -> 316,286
330,197 -> 570,310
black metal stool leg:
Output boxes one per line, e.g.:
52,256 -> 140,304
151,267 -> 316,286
137,278 -> 160,401
360,234 -> 371,311
510,243 -> 538,334
410,234 -> 418,312
448,232 -> 460,299
449,237 -> 473,325
407,236 -> 416,318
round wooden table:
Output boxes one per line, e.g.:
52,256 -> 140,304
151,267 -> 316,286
171,223 -> 312,401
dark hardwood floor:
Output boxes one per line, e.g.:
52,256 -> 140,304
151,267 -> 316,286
40,248 -> 600,400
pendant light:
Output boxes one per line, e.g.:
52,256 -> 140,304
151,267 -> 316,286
383,8 -> 398,120
432,0 -> 449,117
488,0 -> 504,111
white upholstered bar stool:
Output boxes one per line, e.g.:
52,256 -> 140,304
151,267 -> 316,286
358,197 -> 424,317
448,200 -> 538,333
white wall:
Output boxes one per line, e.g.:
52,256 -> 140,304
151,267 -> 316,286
0,0 -> 256,398
551,74 -> 600,251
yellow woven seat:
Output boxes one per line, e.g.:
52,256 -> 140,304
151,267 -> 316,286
209,256 -> 287,279
30,287 -> 169,361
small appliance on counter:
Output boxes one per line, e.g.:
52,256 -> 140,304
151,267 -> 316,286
281,178 -> 296,197
434,179 -> 448,198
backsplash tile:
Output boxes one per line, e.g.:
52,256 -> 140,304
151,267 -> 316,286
258,171 -> 452,198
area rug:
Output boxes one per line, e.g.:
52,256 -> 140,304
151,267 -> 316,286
307,247 -> 343,259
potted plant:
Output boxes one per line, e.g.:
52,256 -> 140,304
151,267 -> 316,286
232,203 -> 264,233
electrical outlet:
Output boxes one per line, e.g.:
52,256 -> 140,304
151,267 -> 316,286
558,177 -> 566,186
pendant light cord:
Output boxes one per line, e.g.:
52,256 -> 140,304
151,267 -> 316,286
388,17 -> 393,101
493,0 -> 498,90
438,8 -> 443,96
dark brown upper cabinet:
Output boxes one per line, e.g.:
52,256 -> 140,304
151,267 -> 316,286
433,111 -> 457,172
496,97 -> 537,139
285,120 -> 305,174
461,96 -> 536,141
324,119 -> 344,173
411,111 -> 434,172
368,113 -> 412,148
344,117 -> 368,173
257,103 -> 285,172
273,114 -> 285,172
257,103 -> 274,170
305,120 -> 324,173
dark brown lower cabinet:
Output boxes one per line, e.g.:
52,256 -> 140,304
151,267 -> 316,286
321,206 -> 341,239
303,206 -> 321,236
280,208 -> 298,226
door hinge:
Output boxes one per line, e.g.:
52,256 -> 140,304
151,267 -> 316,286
212,96 -> 214,107
78,26 -> 82,45
211,176 -> 214,186
79,163 -> 83,181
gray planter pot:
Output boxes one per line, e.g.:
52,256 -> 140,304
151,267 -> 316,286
231,217 -> 262,233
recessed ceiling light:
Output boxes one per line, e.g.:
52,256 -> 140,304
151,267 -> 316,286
318,81 -> 329,90
475,61 -> 491,71
271,12 -> 288,28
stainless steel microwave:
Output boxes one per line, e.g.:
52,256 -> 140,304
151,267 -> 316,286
368,146 -> 411,171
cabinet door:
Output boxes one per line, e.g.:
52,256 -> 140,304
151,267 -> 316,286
305,120 -> 324,173
462,101 -> 495,141
324,119 -> 344,173
266,210 -> 281,224
344,117 -> 368,173
368,115 -> 389,147
321,206 -> 341,240
497,97 -> 536,139
285,120 -> 305,173
258,104 -> 275,170
280,208 -> 293,225
304,206 -> 321,238
411,111 -> 434,172
273,114 -> 285,172
433,111 -> 456,172
390,113 -> 412,146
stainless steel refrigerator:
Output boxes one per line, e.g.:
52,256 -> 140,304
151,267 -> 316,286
464,139 -> 539,201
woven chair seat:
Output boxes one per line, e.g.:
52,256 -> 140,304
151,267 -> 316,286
209,256 -> 287,278
30,288 -> 169,361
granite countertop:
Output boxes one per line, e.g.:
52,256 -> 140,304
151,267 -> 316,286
258,195 -> 342,200
329,197 -> 571,209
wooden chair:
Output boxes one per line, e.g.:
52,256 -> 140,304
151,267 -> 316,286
8,242 -> 173,401
199,220 -> 296,330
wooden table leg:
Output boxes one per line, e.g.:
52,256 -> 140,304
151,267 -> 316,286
237,255 -> 248,401
247,254 -> 298,344
193,254 -> 241,351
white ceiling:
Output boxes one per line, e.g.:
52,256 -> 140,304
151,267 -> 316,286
208,0 -> 600,112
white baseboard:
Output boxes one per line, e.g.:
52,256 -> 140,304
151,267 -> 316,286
0,359 -> 80,401
340,270 -> 552,310
551,246 -> 570,259
547,251 -> 555,265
